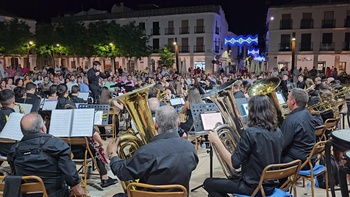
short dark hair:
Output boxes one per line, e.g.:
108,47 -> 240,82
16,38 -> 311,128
57,83 -> 68,97
14,86 -> 26,98
247,95 -> 278,131
49,84 -> 58,96
93,61 -> 101,66
71,85 -> 80,94
0,89 -> 15,106
25,82 -> 36,91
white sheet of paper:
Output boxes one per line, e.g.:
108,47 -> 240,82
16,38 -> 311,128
78,92 -> 89,101
276,92 -> 286,104
42,100 -> 58,111
201,112 -> 223,130
0,113 -> 24,141
49,110 -> 73,137
94,110 -> 103,125
71,109 -> 94,137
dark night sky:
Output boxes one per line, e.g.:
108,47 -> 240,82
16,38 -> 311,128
2,0 -> 295,36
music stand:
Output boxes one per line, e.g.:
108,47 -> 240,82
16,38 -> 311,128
78,104 -> 110,125
190,103 -> 218,192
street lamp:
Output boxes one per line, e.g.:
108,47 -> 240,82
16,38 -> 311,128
26,41 -> 34,69
291,32 -> 296,74
173,38 -> 179,73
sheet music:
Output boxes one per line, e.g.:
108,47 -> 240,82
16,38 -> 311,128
201,112 -> 223,130
78,92 -> 89,101
49,110 -> 73,137
276,92 -> 286,104
42,99 -> 58,111
94,110 -> 103,125
14,103 -> 32,114
0,113 -> 24,141
71,109 -> 94,137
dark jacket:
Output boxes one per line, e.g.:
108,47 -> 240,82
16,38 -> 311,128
7,133 -> 80,197
0,107 -> 15,131
87,68 -> 109,89
70,95 -> 87,104
56,97 -> 75,109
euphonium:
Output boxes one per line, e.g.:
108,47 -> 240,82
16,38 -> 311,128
110,84 -> 156,190
248,77 -> 285,122
202,80 -> 244,178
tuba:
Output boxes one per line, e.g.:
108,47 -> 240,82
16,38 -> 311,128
110,84 -> 156,190
247,77 -> 285,123
202,80 -> 244,178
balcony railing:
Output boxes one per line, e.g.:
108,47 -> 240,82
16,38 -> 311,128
279,43 -> 292,51
194,26 -> 205,33
214,45 -> 220,53
165,28 -> 175,35
322,19 -> 336,28
215,27 -> 219,34
152,46 -> 160,53
345,19 -> 350,27
280,19 -> 293,29
320,42 -> 335,51
299,43 -> 313,51
194,45 -> 205,52
343,42 -> 350,50
179,46 -> 190,53
179,27 -> 189,34
300,19 -> 314,29
151,28 -> 160,35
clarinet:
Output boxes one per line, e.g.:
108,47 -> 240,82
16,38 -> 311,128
89,137 -> 108,165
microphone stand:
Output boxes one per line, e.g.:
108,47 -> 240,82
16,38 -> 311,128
191,143 -> 213,192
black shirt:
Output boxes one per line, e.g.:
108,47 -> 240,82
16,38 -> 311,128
0,107 -> 15,131
87,68 -> 109,88
56,97 -> 76,109
110,132 -> 198,192
70,95 -> 87,104
231,126 -> 284,186
281,107 -> 323,162
8,132 -> 80,196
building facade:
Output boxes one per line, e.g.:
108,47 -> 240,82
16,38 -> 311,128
52,4 -> 229,74
266,2 -> 350,74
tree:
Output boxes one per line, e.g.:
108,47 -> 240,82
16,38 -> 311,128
158,46 -> 175,68
0,19 -> 32,57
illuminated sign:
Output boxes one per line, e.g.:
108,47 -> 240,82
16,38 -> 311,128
254,55 -> 266,62
224,34 -> 258,47
248,49 -> 259,56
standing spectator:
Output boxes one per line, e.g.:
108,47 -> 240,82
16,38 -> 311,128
332,67 -> 338,80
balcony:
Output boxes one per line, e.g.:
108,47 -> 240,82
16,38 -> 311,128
194,45 -> 205,52
179,27 -> 189,34
320,42 -> 335,51
179,46 -> 190,53
343,42 -> 350,50
279,43 -> 292,51
345,19 -> 350,27
151,28 -> 160,35
300,19 -> 314,29
322,19 -> 336,28
215,27 -> 219,34
299,43 -> 313,51
194,26 -> 205,33
280,19 -> 293,30
165,28 -> 175,35
152,46 -> 160,53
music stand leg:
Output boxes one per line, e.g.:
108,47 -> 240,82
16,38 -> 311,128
326,141 -> 336,197
191,145 -> 214,192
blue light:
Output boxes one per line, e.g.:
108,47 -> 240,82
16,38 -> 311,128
248,49 -> 259,56
224,34 -> 258,47
254,55 -> 265,62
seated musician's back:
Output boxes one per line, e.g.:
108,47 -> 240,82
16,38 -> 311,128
107,106 -> 199,197
7,113 -> 85,197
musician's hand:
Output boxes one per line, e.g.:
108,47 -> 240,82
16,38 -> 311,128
95,71 -> 100,76
208,129 -> 220,145
107,137 -> 120,155
70,184 -> 86,196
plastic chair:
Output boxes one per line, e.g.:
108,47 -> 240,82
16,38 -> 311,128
127,182 -> 187,197
0,175 -> 48,197
61,137 -> 99,188
297,141 -> 329,197
233,159 -> 302,197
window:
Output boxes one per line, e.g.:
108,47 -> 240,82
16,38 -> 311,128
300,34 -> 312,51
167,38 -> 175,52
152,39 -> 159,53
339,62 -> 346,71
322,11 -> 335,28
279,34 -> 291,51
300,13 -> 313,29
344,32 -> 350,50
322,33 -> 333,44
195,19 -> 205,33
280,14 -> 293,29
345,10 -> 350,27
194,37 -> 204,52
165,21 -> 174,35
180,38 -> 189,53
152,22 -> 160,35
180,20 -> 189,34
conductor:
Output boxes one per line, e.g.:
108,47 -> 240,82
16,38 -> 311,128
87,61 -> 110,102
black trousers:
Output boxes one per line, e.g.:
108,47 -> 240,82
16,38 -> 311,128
203,177 -> 256,197
89,85 -> 100,103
